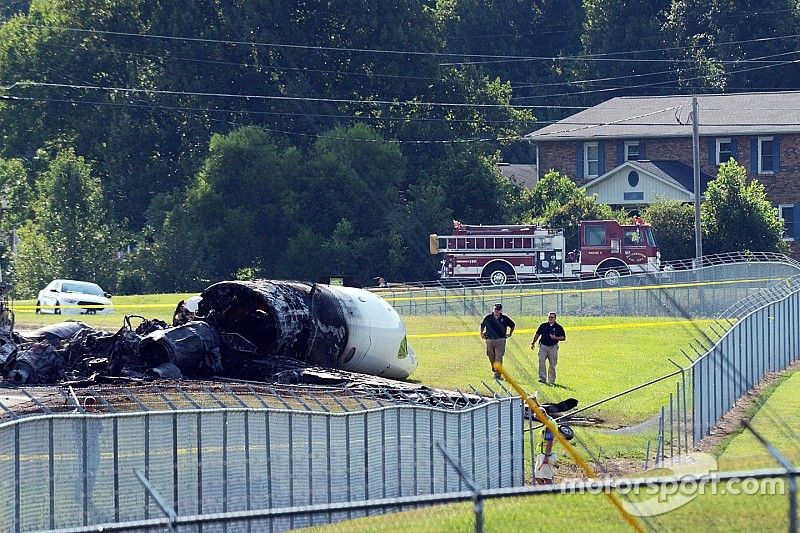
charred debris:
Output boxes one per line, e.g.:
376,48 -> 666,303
0,280 -> 483,409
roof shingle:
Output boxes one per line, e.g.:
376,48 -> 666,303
527,92 -> 800,141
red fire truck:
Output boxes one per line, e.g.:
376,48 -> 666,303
429,219 -> 660,285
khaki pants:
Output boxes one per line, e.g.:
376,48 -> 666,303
486,338 -> 506,371
538,343 -> 559,383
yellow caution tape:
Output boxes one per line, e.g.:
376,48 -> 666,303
384,277 -> 785,303
494,362 -> 645,533
408,319 -> 718,339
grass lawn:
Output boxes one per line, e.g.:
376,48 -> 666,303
405,315 -> 718,427
10,293 -> 196,330
303,367 -> 800,533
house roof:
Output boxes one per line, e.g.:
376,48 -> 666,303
527,91 -> 800,141
629,160 -> 713,194
583,160 -> 713,195
497,163 -> 538,188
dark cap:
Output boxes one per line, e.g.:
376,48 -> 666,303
494,303 -> 502,310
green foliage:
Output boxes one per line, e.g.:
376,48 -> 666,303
12,149 -> 121,297
701,160 -> 786,254
542,190 -> 614,252
519,170 -> 580,220
664,0 -> 800,91
641,199 -> 696,260
425,148 -> 521,224
583,0 -> 674,95
115,264 -> 149,295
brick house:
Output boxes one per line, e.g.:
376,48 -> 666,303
526,92 -> 800,254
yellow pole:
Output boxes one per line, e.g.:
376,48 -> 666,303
493,362 -> 645,533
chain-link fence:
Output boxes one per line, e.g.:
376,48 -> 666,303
639,273 -> 800,467
0,385 -> 523,532
382,260 -> 800,317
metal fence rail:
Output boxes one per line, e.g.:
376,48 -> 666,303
381,252 -> 800,291
34,466 -> 800,532
0,393 -> 523,532
382,261 -> 800,317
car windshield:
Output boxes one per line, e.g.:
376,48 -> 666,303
61,281 -> 105,296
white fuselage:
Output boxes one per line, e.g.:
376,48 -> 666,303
326,285 -> 417,379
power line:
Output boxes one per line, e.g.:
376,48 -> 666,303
18,23 -> 800,65
442,35 -> 800,66
512,50 -> 800,90
6,80 -> 587,110
512,57 -> 800,100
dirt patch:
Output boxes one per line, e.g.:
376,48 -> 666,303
694,359 -> 800,455
557,457 -> 645,481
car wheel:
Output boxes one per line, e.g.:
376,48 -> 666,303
54,302 -> 61,315
35,301 -> 41,315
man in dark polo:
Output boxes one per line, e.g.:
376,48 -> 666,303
530,311 -> 566,384
480,303 -> 515,380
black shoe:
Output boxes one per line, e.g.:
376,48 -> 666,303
538,379 -> 546,384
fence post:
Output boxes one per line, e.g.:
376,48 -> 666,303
436,443 -> 484,533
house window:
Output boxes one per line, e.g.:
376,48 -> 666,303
716,138 -> 732,165
584,224 -> 606,246
759,137 -> 774,174
779,204 -> 794,241
627,171 -> 640,187
584,142 -> 599,178
624,192 -> 644,201
624,141 -> 640,161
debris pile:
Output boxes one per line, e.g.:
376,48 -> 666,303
0,281 -> 481,407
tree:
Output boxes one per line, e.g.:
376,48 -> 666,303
12,149 -> 120,296
701,160 -> 786,254
169,126 -> 302,283
388,181 -> 454,281
520,170 -> 580,220
541,190 -> 614,252
641,199 -> 695,260
664,0 -> 800,91
423,147 -> 521,224
582,0 -> 675,99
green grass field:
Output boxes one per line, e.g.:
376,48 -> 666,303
304,367 -> 800,533
11,295 -> 796,531
406,315 -> 717,426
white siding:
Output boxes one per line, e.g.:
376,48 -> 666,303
585,168 -> 692,205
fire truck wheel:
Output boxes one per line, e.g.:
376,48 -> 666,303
483,263 -> 514,286
598,263 -> 628,286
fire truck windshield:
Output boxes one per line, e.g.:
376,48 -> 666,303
645,227 -> 656,246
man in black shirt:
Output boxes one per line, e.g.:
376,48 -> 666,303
530,312 -> 566,384
480,303 -> 515,380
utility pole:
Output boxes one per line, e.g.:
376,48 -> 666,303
691,97 -> 703,260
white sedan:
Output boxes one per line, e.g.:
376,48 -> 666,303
36,279 -> 114,315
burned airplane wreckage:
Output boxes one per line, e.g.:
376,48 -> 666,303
0,280 -> 429,395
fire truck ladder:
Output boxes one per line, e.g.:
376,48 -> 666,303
434,230 -> 562,254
